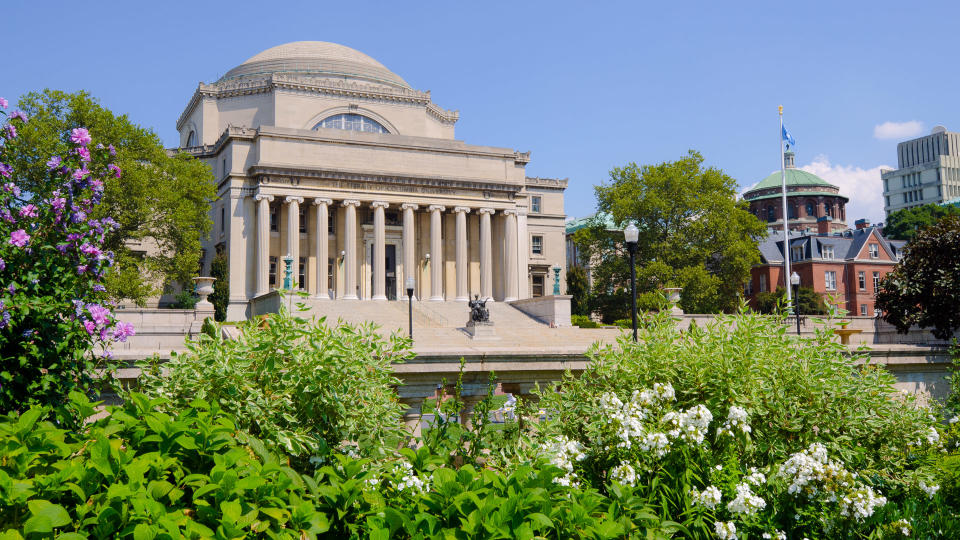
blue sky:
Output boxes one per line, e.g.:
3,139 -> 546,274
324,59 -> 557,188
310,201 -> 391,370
6,0 -> 959,225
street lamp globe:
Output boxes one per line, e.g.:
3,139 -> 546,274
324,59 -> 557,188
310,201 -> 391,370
624,223 -> 639,244
790,272 -> 800,287
405,276 -> 416,296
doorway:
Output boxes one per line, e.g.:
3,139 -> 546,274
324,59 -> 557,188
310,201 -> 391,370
371,244 -> 398,300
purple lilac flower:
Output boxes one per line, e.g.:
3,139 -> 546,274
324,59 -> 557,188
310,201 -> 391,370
0,163 -> 11,178
87,304 -> 111,327
21,329 -> 34,339
0,210 -> 12,223
93,284 -> 105,292
70,127 -> 92,146
72,167 -> 89,181
7,284 -> 15,294
3,183 -> 20,196
51,197 -> 66,212
9,111 -> 27,122
0,311 -> 9,329
112,321 -> 135,342
108,164 -> 122,178
46,156 -> 61,170
18,204 -> 37,218
83,320 -> 96,336
79,243 -> 101,258
0,258 -> 4,271
4,124 -> 16,139
77,264 -> 87,274
74,146 -> 90,162
0,97 -> 7,109
72,299 -> 84,317
9,229 -> 29,247
108,145 -> 116,156
102,350 -> 113,360
56,243 -> 68,253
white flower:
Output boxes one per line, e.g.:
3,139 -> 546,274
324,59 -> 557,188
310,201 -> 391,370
949,415 -> 959,424
715,464 -> 723,471
838,486 -> 886,521
891,519 -> 911,536
663,404 -> 713,445
610,462 -> 637,486
640,431 -> 671,457
714,521 -> 737,540
690,485 -> 722,509
919,480 -> 940,499
925,427 -> 941,445
745,467 -> 766,486
653,382 -> 676,401
726,482 -> 766,516
718,406 -> 752,437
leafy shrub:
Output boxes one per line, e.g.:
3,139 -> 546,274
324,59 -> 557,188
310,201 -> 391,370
0,108 -> 131,413
755,286 -> 828,315
571,314 -> 599,328
536,307 -> 950,537
168,289 -> 198,309
135,301 -> 411,463
209,252 -> 229,321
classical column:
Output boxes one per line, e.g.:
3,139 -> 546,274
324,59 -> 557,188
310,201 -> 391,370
371,201 -> 388,301
313,198 -> 332,299
453,207 -> 470,301
478,208 -> 494,301
503,209 -> 518,302
517,208 -> 529,299
285,196 -> 303,289
401,203 -> 418,299
342,200 -> 360,300
428,205 -> 445,301
254,193 -> 274,296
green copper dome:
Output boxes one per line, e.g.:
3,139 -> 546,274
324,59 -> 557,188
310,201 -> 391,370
745,168 -> 837,196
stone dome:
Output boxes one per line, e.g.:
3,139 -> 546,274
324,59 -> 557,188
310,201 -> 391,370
744,169 -> 838,201
219,41 -> 410,89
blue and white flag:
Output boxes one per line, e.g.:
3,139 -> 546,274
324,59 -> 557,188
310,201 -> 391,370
782,124 -> 796,146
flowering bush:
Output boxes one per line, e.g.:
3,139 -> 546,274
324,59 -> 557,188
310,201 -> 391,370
0,101 -> 131,413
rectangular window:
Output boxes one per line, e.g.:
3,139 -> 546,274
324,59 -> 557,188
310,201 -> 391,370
222,158 -> 227,177
531,196 -> 542,214
328,207 -> 336,234
825,270 -> 837,291
269,256 -> 278,287
822,245 -> 834,259
744,279 -> 753,296
860,304 -> 868,316
791,246 -> 803,261
858,271 -> 865,291
869,244 -> 879,258
298,257 -> 306,289
270,206 -> 278,232
299,207 -> 307,233
220,206 -> 225,232
532,275 -> 544,297
531,235 -> 543,255
873,271 -> 880,292
759,275 -> 767,293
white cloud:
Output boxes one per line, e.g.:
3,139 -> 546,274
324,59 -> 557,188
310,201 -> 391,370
799,155 -> 891,225
873,120 -> 924,140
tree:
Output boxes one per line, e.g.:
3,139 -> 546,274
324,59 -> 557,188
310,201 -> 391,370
577,150 -> 766,317
884,203 -> 960,241
876,215 -> 960,340
209,253 -> 229,322
4,90 -> 216,305
566,265 -> 590,316
754,286 -> 829,316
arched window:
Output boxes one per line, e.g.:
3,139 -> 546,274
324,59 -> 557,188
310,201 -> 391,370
788,204 -> 797,219
186,131 -> 198,147
765,206 -> 776,222
805,202 -> 815,217
824,202 -> 833,218
314,114 -> 390,134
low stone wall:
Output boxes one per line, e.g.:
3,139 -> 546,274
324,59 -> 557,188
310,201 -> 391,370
109,306 -> 214,360
509,295 -> 572,327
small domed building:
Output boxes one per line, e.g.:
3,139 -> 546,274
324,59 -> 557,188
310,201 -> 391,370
743,148 -> 849,233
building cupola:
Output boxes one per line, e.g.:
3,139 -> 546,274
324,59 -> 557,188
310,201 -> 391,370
784,145 -> 796,169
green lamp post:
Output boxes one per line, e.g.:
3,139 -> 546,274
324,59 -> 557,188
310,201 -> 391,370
552,264 -> 562,295
282,254 -> 293,289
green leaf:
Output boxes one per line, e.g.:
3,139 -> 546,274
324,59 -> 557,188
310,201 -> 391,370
27,500 -> 71,528
526,512 -> 553,530
133,523 -> 157,540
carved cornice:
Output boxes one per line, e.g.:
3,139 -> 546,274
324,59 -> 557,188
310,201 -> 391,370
249,164 -> 522,195
514,151 -> 531,165
177,74 -> 459,130
525,176 -> 569,189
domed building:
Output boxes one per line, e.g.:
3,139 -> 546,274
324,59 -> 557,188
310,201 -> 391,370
742,149 -> 848,233
178,42 -> 568,320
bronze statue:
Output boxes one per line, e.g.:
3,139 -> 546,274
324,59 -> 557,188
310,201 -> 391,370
468,294 -> 489,323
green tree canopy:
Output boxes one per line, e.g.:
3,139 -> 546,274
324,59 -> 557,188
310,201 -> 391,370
565,265 -> 590,317
577,150 -> 765,317
883,203 -> 960,241
5,90 -> 215,305
876,215 -> 960,340
754,286 -> 829,316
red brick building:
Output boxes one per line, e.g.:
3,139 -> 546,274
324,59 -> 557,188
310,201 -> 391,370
745,219 -> 906,316
743,148 -> 850,234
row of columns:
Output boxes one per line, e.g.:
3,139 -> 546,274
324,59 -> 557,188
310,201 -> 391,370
253,193 -> 520,301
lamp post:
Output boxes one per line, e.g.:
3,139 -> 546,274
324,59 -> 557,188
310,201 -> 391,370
624,223 -> 639,342
790,271 -> 801,336
552,264 -> 561,295
282,254 -> 293,290
406,276 -> 415,339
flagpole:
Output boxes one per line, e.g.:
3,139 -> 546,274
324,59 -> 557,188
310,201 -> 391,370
779,105 -> 793,310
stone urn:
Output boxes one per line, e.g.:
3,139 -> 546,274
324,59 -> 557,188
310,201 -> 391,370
664,287 -> 683,315
192,276 -> 217,308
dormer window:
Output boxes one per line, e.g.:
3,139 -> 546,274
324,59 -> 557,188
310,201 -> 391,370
314,114 -> 390,134
822,245 -> 834,259
186,130 -> 198,147
791,246 -> 803,261
869,244 -> 879,258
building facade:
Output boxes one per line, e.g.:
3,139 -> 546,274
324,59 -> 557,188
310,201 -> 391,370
745,220 -> 905,316
881,126 -> 960,217
177,42 -> 567,319
743,149 -> 849,234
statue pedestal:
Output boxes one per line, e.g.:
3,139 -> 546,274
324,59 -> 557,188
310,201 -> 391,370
465,320 -> 497,340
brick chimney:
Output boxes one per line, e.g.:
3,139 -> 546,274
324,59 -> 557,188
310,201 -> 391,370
817,216 -> 833,235
855,218 -> 870,230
